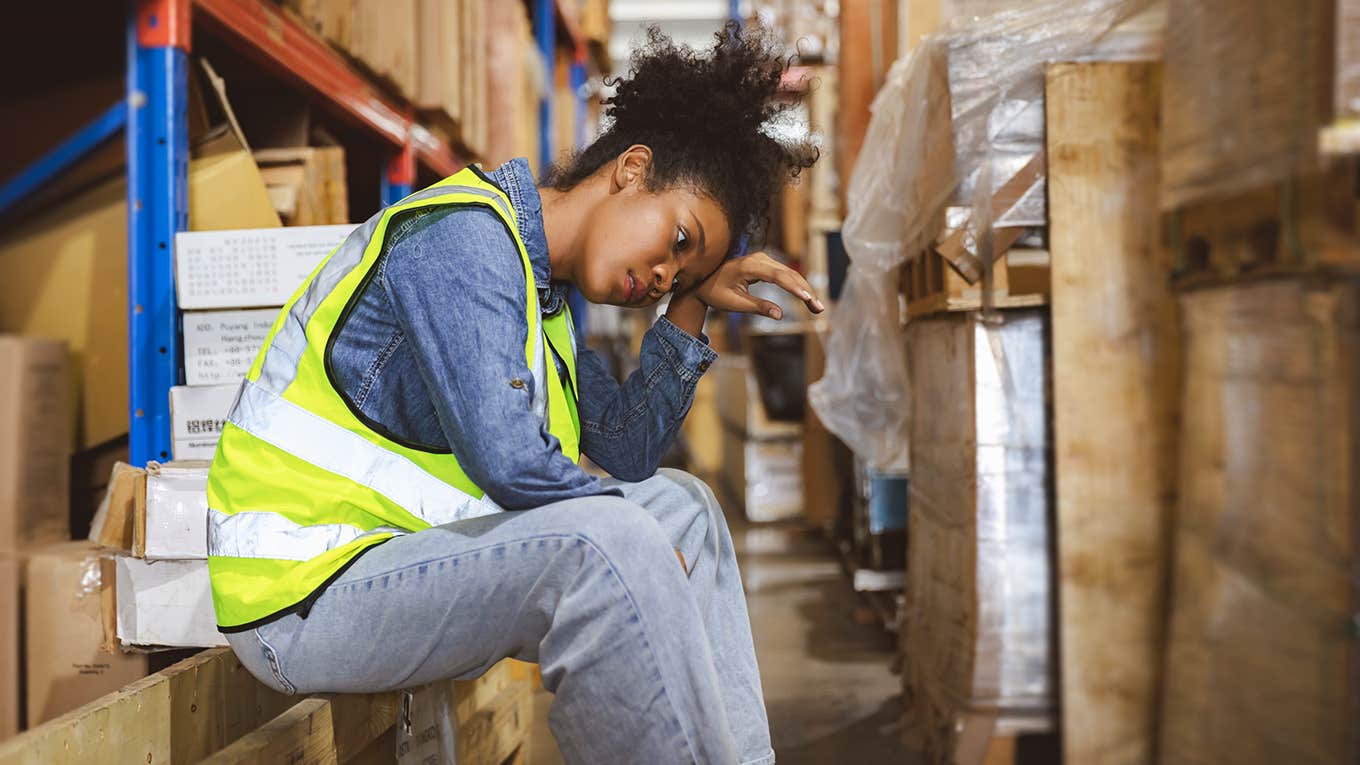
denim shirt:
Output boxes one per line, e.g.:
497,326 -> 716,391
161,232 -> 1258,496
328,158 -> 718,511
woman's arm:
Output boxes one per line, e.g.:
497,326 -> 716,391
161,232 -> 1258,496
383,207 -> 614,511
574,313 -> 717,482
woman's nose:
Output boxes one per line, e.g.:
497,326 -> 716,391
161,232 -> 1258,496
651,261 -> 677,293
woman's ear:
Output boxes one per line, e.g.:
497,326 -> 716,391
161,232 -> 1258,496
610,145 -> 653,193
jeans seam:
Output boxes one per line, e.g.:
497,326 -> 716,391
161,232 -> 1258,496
255,628 -> 297,696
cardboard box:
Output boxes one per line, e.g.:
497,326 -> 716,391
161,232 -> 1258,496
89,461 -> 210,560
139,463 -> 210,560
0,128 -> 280,450
25,542 -> 149,726
0,556 -> 18,741
417,0 -> 463,124
0,336 -> 71,552
170,384 -> 237,461
713,355 -> 802,440
174,224 -> 355,310
721,427 -> 804,523
114,557 -> 227,649
254,147 -> 349,227
349,0 -> 418,99
183,308 -> 277,387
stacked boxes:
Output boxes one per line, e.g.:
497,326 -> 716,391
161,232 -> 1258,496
171,224 -> 355,460
715,354 -> 804,523
93,461 -> 224,649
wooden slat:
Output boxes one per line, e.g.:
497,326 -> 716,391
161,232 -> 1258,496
326,692 -> 400,761
0,649 -> 217,764
198,698 -> 337,765
456,682 -> 532,765
1046,61 -> 1173,765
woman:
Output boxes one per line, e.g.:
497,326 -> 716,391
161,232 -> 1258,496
207,22 -> 819,764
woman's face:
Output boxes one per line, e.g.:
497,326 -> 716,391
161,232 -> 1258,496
575,165 -> 731,309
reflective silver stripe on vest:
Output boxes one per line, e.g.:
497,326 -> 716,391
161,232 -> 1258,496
208,508 -> 406,561
229,378 -> 504,528
257,183 -> 515,395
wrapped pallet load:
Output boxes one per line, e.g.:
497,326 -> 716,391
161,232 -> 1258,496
903,310 -> 1052,760
1163,280 -> 1359,765
807,1 -> 1163,761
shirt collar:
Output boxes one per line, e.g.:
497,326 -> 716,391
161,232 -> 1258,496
487,158 -> 566,314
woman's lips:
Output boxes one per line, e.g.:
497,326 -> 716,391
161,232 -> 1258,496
625,273 -> 646,304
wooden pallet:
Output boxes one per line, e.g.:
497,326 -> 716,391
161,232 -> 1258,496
0,648 -> 535,765
1167,165 -> 1359,289
901,246 -> 1050,318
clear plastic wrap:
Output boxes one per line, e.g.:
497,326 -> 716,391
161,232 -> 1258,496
1161,279 -> 1360,765
1342,0 -> 1360,119
1161,0 -> 1329,208
903,310 -> 1052,755
808,0 -> 1159,472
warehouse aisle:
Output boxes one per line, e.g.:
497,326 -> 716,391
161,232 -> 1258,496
528,497 -> 911,764
736,517 -> 912,764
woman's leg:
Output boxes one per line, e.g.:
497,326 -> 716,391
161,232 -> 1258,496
225,495 -> 739,765
602,469 -> 774,765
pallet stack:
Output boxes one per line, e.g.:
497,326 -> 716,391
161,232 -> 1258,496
0,648 -> 537,765
1154,2 -> 1359,763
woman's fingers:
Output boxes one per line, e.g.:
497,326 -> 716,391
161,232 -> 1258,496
750,258 -> 825,313
725,289 -> 783,319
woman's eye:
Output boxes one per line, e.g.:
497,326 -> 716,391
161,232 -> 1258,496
675,227 -> 690,251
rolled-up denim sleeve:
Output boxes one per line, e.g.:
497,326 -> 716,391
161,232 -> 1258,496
576,316 -> 719,481
381,207 -> 614,511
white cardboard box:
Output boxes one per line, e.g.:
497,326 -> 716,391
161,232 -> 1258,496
183,308 -> 277,386
114,557 -> 227,648
143,462 -> 210,560
170,384 -> 238,460
174,224 -> 355,309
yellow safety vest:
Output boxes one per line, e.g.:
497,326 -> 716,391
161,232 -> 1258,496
206,167 -> 581,631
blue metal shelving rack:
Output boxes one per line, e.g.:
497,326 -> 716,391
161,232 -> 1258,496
0,0 -> 470,466
0,0 -> 604,465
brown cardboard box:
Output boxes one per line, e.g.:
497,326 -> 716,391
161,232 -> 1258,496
0,129 -> 280,451
254,146 -> 350,226
416,0 -> 463,126
0,556 -> 18,741
25,542 -> 149,727
350,0 -> 419,100
0,337 -> 71,553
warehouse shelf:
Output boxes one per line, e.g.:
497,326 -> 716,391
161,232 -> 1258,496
0,0 -> 597,466
193,0 -> 464,177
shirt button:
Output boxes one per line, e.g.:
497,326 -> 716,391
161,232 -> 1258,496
510,378 -> 527,389
697,360 -> 711,373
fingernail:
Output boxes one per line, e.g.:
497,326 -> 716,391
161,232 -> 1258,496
769,308 -> 781,319
813,299 -> 825,311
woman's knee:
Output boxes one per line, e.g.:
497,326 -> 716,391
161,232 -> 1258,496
570,497 -> 673,562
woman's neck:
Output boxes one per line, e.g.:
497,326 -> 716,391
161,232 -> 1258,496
539,174 -> 607,284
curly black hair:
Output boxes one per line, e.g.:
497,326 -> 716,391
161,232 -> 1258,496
545,21 -> 818,255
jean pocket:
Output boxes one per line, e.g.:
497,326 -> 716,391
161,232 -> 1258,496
255,627 -> 298,696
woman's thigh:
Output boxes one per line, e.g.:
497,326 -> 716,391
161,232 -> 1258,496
230,493 -> 681,695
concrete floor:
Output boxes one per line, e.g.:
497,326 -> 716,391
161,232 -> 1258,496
527,503 -> 912,764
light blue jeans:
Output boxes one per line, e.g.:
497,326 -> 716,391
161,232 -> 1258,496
226,469 -> 774,765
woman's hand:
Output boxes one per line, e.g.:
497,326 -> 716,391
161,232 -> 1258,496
693,251 -> 825,319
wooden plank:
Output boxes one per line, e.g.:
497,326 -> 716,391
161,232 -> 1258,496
1045,61 -> 1173,765
1161,279 -> 1360,765
326,692 -> 400,762
456,682 -> 532,765
904,248 -> 1050,318
454,660 -> 514,723
198,698 -> 337,765
0,649 -> 220,764
342,726 -> 395,765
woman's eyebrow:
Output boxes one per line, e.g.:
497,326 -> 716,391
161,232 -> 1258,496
692,214 -> 708,259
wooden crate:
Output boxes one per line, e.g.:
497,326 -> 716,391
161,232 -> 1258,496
901,246 -> 1050,318
902,309 -> 1054,763
0,648 -> 536,765
1160,277 -> 1360,765
1168,166 -> 1359,289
